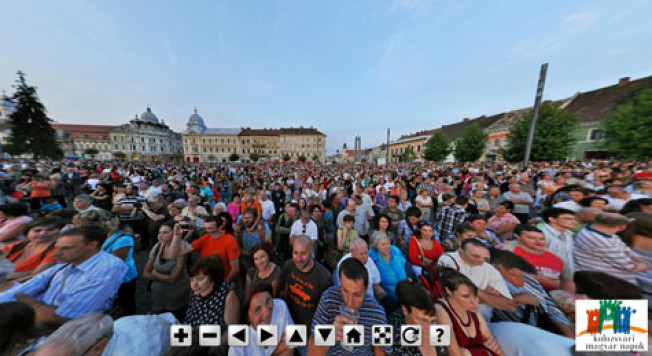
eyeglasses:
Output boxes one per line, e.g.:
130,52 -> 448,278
302,224 -> 307,234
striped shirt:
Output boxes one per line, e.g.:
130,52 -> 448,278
541,224 -> 575,274
311,286 -> 392,356
492,275 -> 570,326
573,226 -> 639,284
0,251 -> 127,318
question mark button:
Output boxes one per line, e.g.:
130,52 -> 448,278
429,325 -> 451,346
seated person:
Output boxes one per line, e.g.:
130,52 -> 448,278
388,280 -> 447,356
438,239 -> 516,320
491,249 -> 574,338
28,312 -> 177,356
333,238 -> 383,301
1,217 -> 65,287
435,269 -> 504,356
369,231 -> 407,311
308,258 -> 392,356
0,224 -> 127,329
0,202 -> 33,249
502,225 -> 575,292
228,285 -> 294,356
468,215 -> 501,248
487,201 -> 520,242
408,220 -> 444,276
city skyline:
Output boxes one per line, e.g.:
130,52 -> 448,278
1,0 -> 651,154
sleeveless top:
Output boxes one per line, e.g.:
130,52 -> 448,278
439,301 -> 498,356
185,282 -> 235,328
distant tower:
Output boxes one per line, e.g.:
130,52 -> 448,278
354,135 -> 361,162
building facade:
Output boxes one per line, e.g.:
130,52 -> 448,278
52,124 -> 115,160
279,127 -> 326,162
239,128 -> 280,159
387,129 -> 435,163
110,106 -> 183,162
182,109 -> 240,163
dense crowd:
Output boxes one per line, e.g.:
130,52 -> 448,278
0,159 -> 650,356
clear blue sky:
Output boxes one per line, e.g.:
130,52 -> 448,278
1,0 -> 651,154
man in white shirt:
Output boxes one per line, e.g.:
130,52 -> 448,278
540,207 -> 577,273
258,188 -> 276,224
333,238 -> 383,300
604,186 -> 648,211
290,212 -> 319,251
438,239 -> 516,320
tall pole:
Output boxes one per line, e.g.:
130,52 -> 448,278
386,128 -> 390,165
524,63 -> 548,166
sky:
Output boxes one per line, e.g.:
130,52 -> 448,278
1,0 -> 651,155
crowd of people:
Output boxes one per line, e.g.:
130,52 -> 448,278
0,159 -> 650,356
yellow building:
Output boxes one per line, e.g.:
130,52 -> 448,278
279,127 -> 326,162
182,110 -> 240,163
388,130 -> 435,162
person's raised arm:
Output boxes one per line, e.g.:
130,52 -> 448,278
226,258 -> 240,283
222,290 -> 240,345
165,223 -> 194,259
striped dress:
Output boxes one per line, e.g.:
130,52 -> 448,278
573,226 -> 639,285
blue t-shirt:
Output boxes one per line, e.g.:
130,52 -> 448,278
369,246 -> 407,301
102,232 -> 138,283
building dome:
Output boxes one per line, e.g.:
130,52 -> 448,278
139,106 -> 159,124
186,108 -> 207,133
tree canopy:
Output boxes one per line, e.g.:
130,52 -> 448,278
3,71 -> 62,159
249,152 -> 260,162
501,102 -> 578,162
601,88 -> 652,160
453,123 -> 487,162
400,147 -> 416,162
423,131 -> 451,162
229,153 -> 240,162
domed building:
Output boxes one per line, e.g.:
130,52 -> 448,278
110,106 -> 183,162
181,108 -> 240,163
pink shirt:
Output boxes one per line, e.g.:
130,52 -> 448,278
487,213 -> 520,241
0,216 -> 33,248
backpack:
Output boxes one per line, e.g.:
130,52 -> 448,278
7,240 -> 57,261
418,253 -> 460,299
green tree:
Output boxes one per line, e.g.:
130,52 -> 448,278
84,148 -> 99,159
282,154 -> 291,162
249,152 -> 259,162
298,155 -> 307,163
207,154 -> 216,162
400,147 -> 416,162
501,102 -> 578,162
601,88 -> 652,160
453,123 -> 487,162
423,131 -> 451,162
3,71 -> 63,159
312,154 -> 320,163
229,153 -> 240,162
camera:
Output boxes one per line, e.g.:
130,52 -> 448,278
133,202 -> 143,208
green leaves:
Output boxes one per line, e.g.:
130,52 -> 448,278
601,88 -> 652,160
501,102 -> 578,162
453,123 -> 487,162
2,71 -> 63,159
423,131 -> 451,162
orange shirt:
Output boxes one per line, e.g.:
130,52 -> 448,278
31,181 -> 51,198
241,200 -> 263,217
3,241 -> 57,273
190,233 -> 241,277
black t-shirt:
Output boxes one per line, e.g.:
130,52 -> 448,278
280,260 -> 333,331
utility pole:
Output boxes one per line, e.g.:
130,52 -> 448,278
386,128 -> 390,165
524,63 -> 548,166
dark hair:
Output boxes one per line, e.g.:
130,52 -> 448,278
309,204 -> 322,214
620,198 -> 652,215
455,195 -> 469,205
23,216 -> 65,235
215,212 -> 234,234
388,195 -> 400,204
441,193 -> 455,202
249,242 -> 276,262
190,255 -> 225,285
498,201 -> 514,211
46,209 -> 77,224
244,284 -> 274,323
619,212 -> 652,246
396,280 -> 436,316
376,214 -> 391,227
343,214 -> 355,223
440,268 -> 478,296
0,203 -> 28,217
540,207 -> 576,224
580,196 -> 609,208
461,238 -> 488,251
574,271 -> 642,300
490,249 -> 537,274
455,222 -> 475,236
513,224 -> 542,236
467,215 -> 487,223
0,302 -> 35,353
60,224 -> 108,246
339,258 -> 369,288
405,206 -> 422,218
242,208 -> 258,219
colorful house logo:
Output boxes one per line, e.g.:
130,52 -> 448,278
576,300 -> 648,352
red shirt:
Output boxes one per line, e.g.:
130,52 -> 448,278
512,245 -> 564,291
408,236 -> 444,266
190,233 -> 241,277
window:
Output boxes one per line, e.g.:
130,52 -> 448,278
588,128 -> 605,141
494,138 -> 500,147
